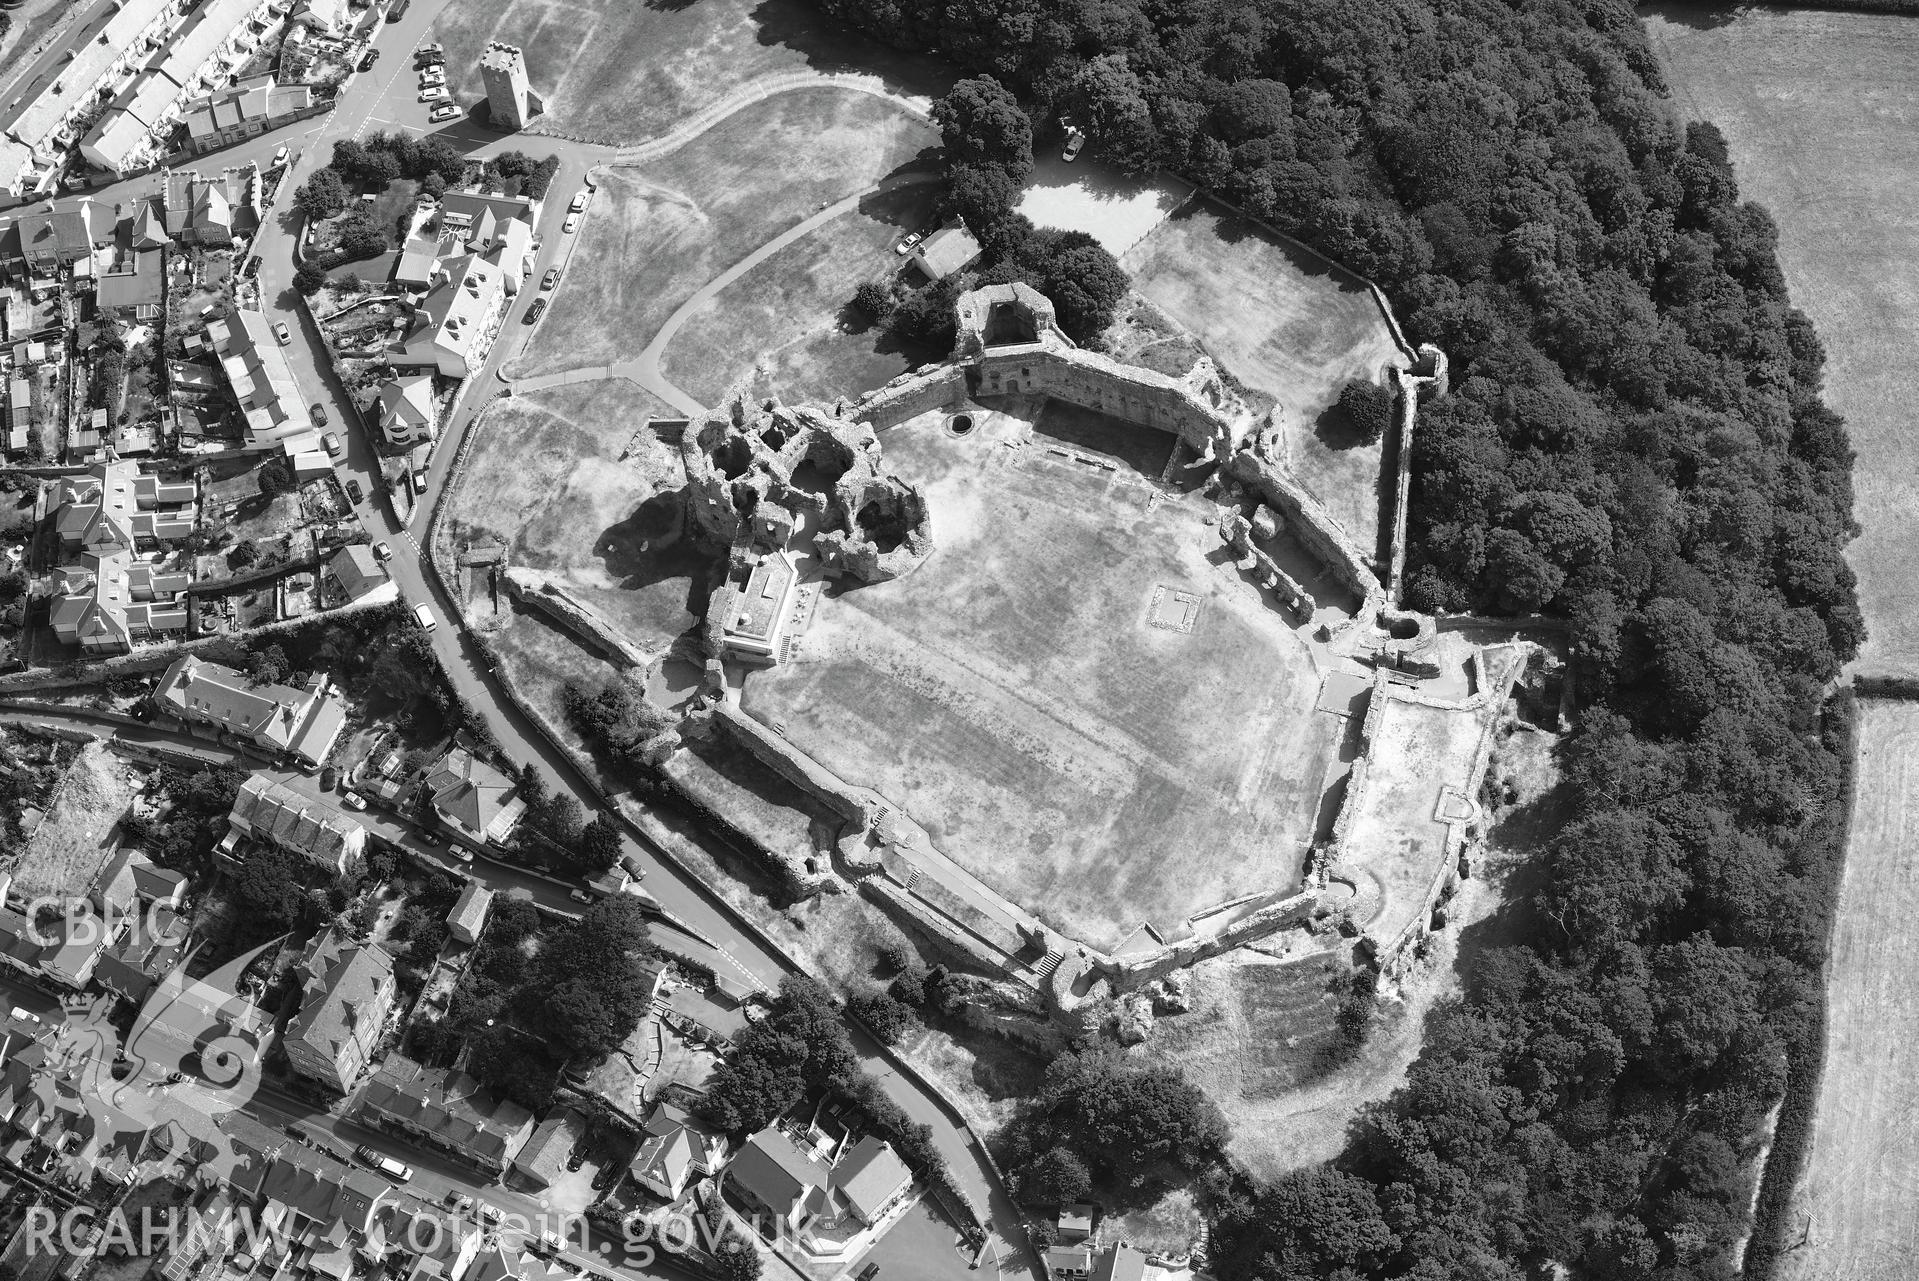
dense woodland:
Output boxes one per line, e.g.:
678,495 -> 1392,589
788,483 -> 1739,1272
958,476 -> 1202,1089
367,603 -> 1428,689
809,0 -> 1860,1276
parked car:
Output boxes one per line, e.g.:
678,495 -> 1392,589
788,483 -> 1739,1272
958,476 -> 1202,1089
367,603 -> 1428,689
477,1204 -> 503,1227
568,190 -> 587,214
568,889 -> 593,905
1062,125 -> 1087,161
272,320 -> 291,344
443,1190 -> 473,1214
416,42 -> 444,59
857,1266 -> 880,1281
414,602 -> 436,631
341,791 -> 368,811
418,88 -> 447,103
319,766 -> 340,791
429,103 -> 461,123
417,830 -> 445,847
285,1124 -> 311,1144
360,48 -> 380,71
372,541 -> 392,561
413,471 -> 427,494
309,402 -> 327,426
354,1147 -> 412,1182
321,432 -> 342,457
563,213 -> 579,234
894,228 -> 926,256
536,1230 -> 565,1255
8,1007 -> 40,1026
273,144 -> 288,166
541,267 -> 560,290
524,298 -> 547,324
345,478 -> 364,505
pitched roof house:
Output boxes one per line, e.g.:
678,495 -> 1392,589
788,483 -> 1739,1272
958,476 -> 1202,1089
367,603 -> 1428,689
395,253 -> 505,379
629,1101 -> 725,1202
225,774 -> 366,873
508,1107 -> 585,1189
377,373 -> 436,447
285,924 -> 396,1093
152,656 -> 348,765
831,1135 -> 913,1226
426,748 -> 523,845
358,1057 -> 535,1175
445,883 -> 492,946
208,310 -> 305,448
724,1129 -> 832,1231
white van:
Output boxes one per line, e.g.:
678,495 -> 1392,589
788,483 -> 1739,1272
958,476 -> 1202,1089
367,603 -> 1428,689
414,602 -> 436,631
355,1145 -> 413,1182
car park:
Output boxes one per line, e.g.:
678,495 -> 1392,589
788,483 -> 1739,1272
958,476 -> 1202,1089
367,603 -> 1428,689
372,541 -> 392,561
429,103 -> 461,123
272,320 -> 291,344
345,478 -> 364,504
321,432 -> 342,457
310,403 -> 328,426
563,213 -> 579,234
524,298 -> 547,324
542,267 -> 560,290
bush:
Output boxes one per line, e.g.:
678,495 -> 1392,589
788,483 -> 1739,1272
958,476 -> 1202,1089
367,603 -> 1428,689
294,262 -> 328,296
845,989 -> 915,1043
852,281 -> 895,322
294,167 -> 347,220
1337,378 -> 1395,443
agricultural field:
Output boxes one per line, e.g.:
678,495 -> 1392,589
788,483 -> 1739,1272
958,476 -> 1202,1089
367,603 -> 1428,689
1770,699 -> 1919,1279
424,0 -> 941,145
1646,7 -> 1919,677
510,88 -> 938,383
1124,201 -> 1407,558
659,183 -> 941,406
446,378 -> 713,658
742,406 -> 1341,952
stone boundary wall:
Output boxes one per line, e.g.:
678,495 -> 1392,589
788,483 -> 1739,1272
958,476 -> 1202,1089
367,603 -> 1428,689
706,702 -> 869,828
1385,347 -> 1448,604
971,343 -> 1249,455
499,568 -> 654,668
1323,654 -> 1527,980
1224,449 -> 1386,624
849,365 -> 966,431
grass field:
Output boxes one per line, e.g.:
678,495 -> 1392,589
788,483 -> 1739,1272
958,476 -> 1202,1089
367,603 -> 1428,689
1769,700 -> 1919,1279
659,183 -> 939,405
741,407 -> 1340,951
512,88 -> 937,383
448,378 -> 714,656
424,0 -> 943,145
486,606 -> 624,761
1646,7 -> 1919,678
1124,201 -> 1406,556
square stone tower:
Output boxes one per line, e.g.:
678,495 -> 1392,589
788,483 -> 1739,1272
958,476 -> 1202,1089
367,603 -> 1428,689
480,41 -> 543,131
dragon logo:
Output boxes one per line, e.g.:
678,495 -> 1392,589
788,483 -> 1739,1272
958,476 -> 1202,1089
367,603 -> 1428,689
8,932 -> 286,1185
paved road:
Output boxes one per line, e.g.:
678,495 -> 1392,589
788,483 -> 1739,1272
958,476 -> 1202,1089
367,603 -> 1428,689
33,6 -> 1027,1271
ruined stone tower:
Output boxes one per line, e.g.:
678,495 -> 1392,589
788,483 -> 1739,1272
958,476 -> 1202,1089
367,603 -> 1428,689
480,42 -> 543,131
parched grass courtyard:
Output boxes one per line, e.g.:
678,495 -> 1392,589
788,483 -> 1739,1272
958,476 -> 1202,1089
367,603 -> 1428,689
741,405 -> 1342,952
660,183 -> 939,406
424,0 -> 944,145
1124,200 -> 1407,556
447,379 -> 713,657
510,88 -> 938,382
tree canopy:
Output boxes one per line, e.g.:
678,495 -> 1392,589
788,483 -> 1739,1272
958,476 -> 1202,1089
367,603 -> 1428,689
814,0 -> 1861,1275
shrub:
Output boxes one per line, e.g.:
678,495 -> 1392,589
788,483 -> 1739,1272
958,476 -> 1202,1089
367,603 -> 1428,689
1338,378 -> 1395,443
846,989 -> 915,1044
